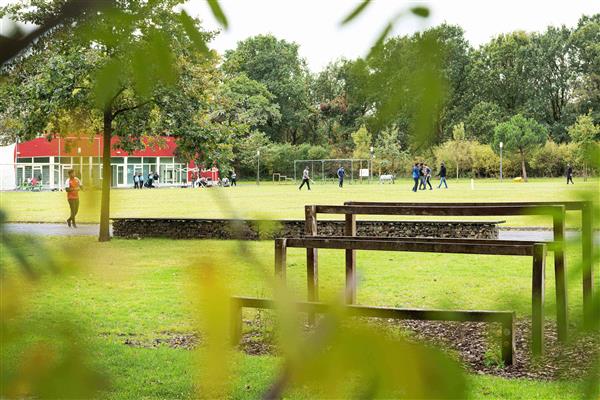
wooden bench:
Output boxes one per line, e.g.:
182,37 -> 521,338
344,200 -> 596,330
305,203 -> 570,342
231,296 -> 517,365
344,201 -> 600,332
274,236 -> 547,356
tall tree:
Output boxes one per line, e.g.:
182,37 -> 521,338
0,0 -> 221,241
311,59 -> 370,149
571,14 -> 600,124
467,32 -> 536,118
528,26 -> 577,141
464,101 -> 505,143
351,125 -> 372,159
222,34 -> 313,144
493,114 -> 547,181
567,112 -> 600,180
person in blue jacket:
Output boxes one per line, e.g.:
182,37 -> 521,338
337,165 -> 345,188
411,163 -> 420,192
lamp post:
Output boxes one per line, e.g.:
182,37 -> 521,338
256,149 -> 260,185
369,146 -> 374,183
499,141 -> 503,181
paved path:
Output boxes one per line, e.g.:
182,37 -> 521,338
4,223 -> 599,243
4,223 -> 111,236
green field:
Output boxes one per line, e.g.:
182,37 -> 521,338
2,235 -> 598,399
2,177 -> 599,398
1,178 -> 598,227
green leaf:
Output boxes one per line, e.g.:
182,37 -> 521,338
340,0 -> 371,25
206,0 -> 228,29
367,22 -> 393,58
178,10 -> 209,54
411,6 -> 430,17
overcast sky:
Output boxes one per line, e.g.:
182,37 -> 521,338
1,0 -> 598,72
184,0 -> 599,71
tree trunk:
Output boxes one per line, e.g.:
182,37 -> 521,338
520,149 -> 528,182
98,110 -> 112,242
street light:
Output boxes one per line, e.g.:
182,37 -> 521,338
369,146 -> 374,183
499,141 -> 503,181
256,149 -> 260,185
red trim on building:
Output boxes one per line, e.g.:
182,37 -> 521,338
16,136 -> 180,158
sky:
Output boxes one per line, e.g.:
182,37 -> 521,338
184,0 -> 599,71
1,0 -> 598,72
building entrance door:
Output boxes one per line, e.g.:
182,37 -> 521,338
16,166 -> 25,187
111,165 -> 125,187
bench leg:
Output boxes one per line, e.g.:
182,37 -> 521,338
230,299 -> 242,346
501,313 -> 516,366
307,248 -> 318,324
305,206 -> 319,323
582,204 -> 595,329
553,214 -> 568,342
345,214 -> 357,304
532,244 -> 546,356
275,239 -> 287,281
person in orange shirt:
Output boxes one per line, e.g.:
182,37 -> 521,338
65,169 -> 83,228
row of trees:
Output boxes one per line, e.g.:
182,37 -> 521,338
238,113 -> 597,181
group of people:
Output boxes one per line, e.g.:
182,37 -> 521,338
191,170 -> 237,188
411,162 -> 448,192
133,171 -> 159,189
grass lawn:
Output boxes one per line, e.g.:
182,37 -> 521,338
1,177 -> 599,227
2,235 -> 597,399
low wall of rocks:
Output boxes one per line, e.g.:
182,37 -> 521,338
112,218 -> 502,240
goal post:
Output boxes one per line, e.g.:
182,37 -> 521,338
293,159 -> 371,183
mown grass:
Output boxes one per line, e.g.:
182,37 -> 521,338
3,235 -> 597,399
1,177 -> 598,226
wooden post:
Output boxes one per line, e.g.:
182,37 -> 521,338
582,202 -> 595,329
345,214 -> 357,304
230,298 -> 242,346
275,238 -> 287,281
501,313 -> 516,366
531,243 -> 546,356
305,206 -> 319,323
552,207 -> 568,341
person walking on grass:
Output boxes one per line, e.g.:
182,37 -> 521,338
337,165 -> 345,188
418,163 -> 426,190
424,163 -> 433,190
411,163 -> 420,192
134,173 -> 139,189
566,164 -> 574,184
65,169 -> 82,228
437,162 -> 448,189
299,166 -> 311,191
231,170 -> 237,186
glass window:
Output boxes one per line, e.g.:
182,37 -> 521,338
127,157 -> 142,164
143,164 -> 156,178
143,157 -> 156,164
53,165 -> 60,186
42,165 -> 50,184
160,157 -> 174,164
127,164 -> 135,185
57,157 -> 71,164
111,157 -> 124,164
34,157 -> 50,163
16,157 -> 32,163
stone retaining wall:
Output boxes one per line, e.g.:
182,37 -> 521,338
112,218 -> 501,240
